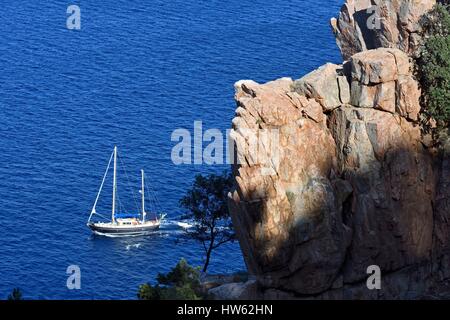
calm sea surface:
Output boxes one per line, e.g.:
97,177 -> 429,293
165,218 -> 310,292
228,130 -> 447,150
0,0 -> 342,299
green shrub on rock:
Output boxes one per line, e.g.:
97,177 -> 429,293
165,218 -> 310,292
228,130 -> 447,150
137,259 -> 204,300
418,3 -> 450,132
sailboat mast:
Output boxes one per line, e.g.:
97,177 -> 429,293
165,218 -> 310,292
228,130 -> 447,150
88,149 -> 114,224
112,146 -> 117,224
141,169 -> 145,223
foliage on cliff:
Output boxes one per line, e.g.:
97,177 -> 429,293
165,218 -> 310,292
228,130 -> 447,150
180,171 -> 235,272
7,288 -> 23,300
418,3 -> 450,132
137,259 -> 204,300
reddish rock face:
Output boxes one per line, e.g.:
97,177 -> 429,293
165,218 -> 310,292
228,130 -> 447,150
228,2 -> 449,297
230,78 -> 350,294
349,48 -> 421,121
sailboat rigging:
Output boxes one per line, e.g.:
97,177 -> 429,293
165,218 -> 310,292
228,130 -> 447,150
87,146 -> 166,236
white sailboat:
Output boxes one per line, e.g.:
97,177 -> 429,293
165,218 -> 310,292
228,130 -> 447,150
87,146 -> 166,236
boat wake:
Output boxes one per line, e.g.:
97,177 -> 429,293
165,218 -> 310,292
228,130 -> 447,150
170,221 -> 194,230
162,217 -> 195,230
126,244 -> 141,250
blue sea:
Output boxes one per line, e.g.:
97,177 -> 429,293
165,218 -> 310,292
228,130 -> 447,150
0,0 -> 342,299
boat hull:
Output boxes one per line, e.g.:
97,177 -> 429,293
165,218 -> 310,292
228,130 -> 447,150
88,222 -> 160,236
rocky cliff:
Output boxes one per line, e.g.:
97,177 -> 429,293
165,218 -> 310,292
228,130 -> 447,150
227,0 -> 450,299
331,0 -> 436,60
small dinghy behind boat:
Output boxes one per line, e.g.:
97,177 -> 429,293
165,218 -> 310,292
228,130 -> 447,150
87,146 -> 166,236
